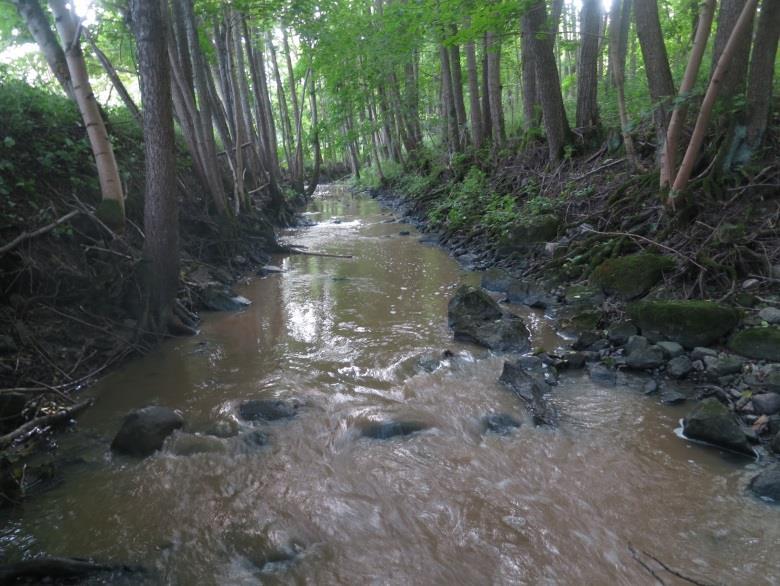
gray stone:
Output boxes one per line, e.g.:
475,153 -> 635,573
360,420 -> 428,439
588,363 -> 617,386
667,355 -> 693,379
751,393 -> 780,416
682,398 -> 753,456
238,399 -> 298,422
625,335 -> 649,356
657,341 -> 684,359
111,406 -> 184,457
749,467 -> 780,502
660,391 -> 686,405
758,307 -> 780,325
480,268 -> 513,293
499,361 -> 558,426
505,280 -> 555,309
201,286 -> 252,311
482,413 -> 522,435
691,347 -> 718,361
448,286 -> 530,352
703,355 -> 745,377
642,379 -> 659,395
772,432 -> 780,454
607,323 -> 638,345
626,345 -> 666,370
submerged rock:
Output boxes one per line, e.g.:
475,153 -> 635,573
590,253 -> 674,300
506,279 -> 556,309
660,390 -> 686,405
628,300 -> 740,349
482,413 -> 522,435
0,557 -> 141,584
360,420 -> 428,439
748,466 -> 780,502
111,406 -> 184,457
499,360 -> 558,426
728,327 -> 780,362
447,286 -> 530,352
682,398 -> 753,456
238,400 -> 298,422
588,363 -> 617,386
167,432 -> 228,456
201,286 -> 252,311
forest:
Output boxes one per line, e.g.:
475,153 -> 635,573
0,0 -> 779,582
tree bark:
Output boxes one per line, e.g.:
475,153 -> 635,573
83,29 -> 141,125
575,0 -> 602,130
525,0 -> 571,160
11,0 -> 73,99
481,33 -> 492,140
744,0 -> 780,149
485,31 -> 505,146
439,43 -> 460,153
661,0 -> 716,189
711,0 -> 755,100
521,13 -> 540,130
448,28 -> 468,146
634,0 -> 676,158
49,0 -> 125,228
609,0 -> 639,167
130,0 -> 179,332
465,39 -> 484,148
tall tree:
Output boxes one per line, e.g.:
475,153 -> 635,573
575,0 -> 602,131
744,0 -> 780,151
129,0 -> 179,333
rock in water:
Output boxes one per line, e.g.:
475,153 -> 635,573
111,406 -> 184,457
238,400 -> 297,422
360,420 -> 428,439
447,286 -> 530,352
201,286 -> 252,311
628,300 -> 739,349
749,467 -> 780,502
499,361 -> 558,426
682,398 -> 753,456
482,413 -> 522,435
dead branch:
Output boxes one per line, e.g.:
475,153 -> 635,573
0,210 -> 79,256
628,543 -> 719,586
0,398 -> 92,450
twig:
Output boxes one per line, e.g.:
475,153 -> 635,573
629,544 -> 719,586
0,398 -> 92,450
581,227 -> 707,270
628,543 -> 666,585
0,210 -> 79,256
572,158 -> 626,180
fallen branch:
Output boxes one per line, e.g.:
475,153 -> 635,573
581,227 -> 706,270
0,398 -> 92,450
0,210 -> 79,256
572,158 -> 626,181
628,543 -> 719,586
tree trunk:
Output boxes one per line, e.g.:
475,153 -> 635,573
439,44 -> 460,154
634,0 -> 676,158
609,0 -> 639,167
306,77 -> 321,197
661,0 -> 716,189
49,0 -> 125,228
670,0 -> 760,198
711,0 -> 755,101
481,34 -> 492,139
283,29 -> 304,191
525,0 -> 571,160
11,0 -> 73,99
520,14 -> 540,130
575,0 -> 602,130
448,29 -> 468,146
486,31 -> 505,146
465,39 -> 484,148
744,0 -> 780,150
266,32 -> 295,177
129,0 -> 179,333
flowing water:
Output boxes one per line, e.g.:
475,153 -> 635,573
2,185 -> 779,585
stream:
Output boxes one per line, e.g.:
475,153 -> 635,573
1,184 -> 778,584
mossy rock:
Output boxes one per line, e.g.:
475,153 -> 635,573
628,300 -> 739,349
503,214 -> 560,247
728,327 -> 780,362
590,253 -> 674,300
561,309 -> 604,333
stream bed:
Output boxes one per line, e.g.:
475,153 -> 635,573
1,184 -> 778,584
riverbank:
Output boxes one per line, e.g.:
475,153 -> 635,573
363,155 -> 780,494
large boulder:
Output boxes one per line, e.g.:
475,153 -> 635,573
728,327 -> 780,362
590,254 -> 674,300
498,360 -> 558,426
682,398 -> 753,456
111,406 -> 184,457
748,467 -> 780,502
628,300 -> 740,349
447,286 -> 530,352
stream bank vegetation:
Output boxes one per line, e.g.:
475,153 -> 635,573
0,0 -> 778,552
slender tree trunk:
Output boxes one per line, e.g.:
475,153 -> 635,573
439,44 -> 460,154
520,14 -> 540,131
670,0 -> 759,198
575,0 -> 602,130
83,29 -> 141,125
525,0 -> 571,160
448,28 -> 469,146
11,0 -> 73,99
744,0 -> 780,150
711,0 -> 755,101
306,77 -> 321,197
49,0 -> 125,228
609,0 -> 639,167
486,31 -> 505,146
225,13 -> 245,213
634,0 -> 676,159
129,0 -> 179,333
661,0 -> 716,189
283,29 -> 304,191
481,34 -> 492,139
465,39 -> 484,148
266,32 -> 295,177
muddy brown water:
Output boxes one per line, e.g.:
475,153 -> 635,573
2,185 -> 778,585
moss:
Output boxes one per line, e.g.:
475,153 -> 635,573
95,199 -> 125,230
503,213 -> 560,247
590,253 -> 674,300
628,300 -> 740,349
728,327 -> 780,362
